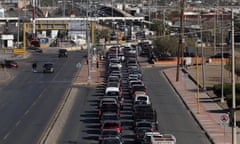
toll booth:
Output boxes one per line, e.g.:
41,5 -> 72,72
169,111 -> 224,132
0,34 -> 14,48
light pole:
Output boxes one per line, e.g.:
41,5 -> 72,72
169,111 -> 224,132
200,15 -> 206,91
86,0 -> 91,80
221,13 -> 224,103
231,0 -> 236,143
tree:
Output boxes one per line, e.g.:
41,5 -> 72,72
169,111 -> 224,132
152,36 -> 179,56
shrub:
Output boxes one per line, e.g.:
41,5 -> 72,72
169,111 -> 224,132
213,83 -> 240,108
226,94 -> 240,108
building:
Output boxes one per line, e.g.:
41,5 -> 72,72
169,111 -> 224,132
0,0 -> 31,9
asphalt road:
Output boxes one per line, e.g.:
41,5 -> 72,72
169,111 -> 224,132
142,66 -> 211,144
57,62 -> 212,143
0,50 -> 86,144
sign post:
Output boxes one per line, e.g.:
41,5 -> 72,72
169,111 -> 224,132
220,113 -> 229,144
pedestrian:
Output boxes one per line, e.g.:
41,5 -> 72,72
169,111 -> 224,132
32,62 -> 37,72
96,60 -> 99,69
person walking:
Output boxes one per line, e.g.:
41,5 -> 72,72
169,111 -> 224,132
32,62 -> 37,72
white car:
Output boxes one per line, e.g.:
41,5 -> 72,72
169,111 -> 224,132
134,94 -> 151,105
105,87 -> 123,97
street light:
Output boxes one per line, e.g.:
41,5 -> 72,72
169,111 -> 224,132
86,0 -> 91,80
231,0 -> 237,143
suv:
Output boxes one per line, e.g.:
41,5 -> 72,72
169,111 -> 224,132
58,49 -> 68,57
43,62 -> 54,73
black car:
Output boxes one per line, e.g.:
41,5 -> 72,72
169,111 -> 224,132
4,60 -> 18,68
99,129 -> 121,144
135,127 -> 152,143
210,52 -> 231,58
43,62 -> 54,73
58,49 -> 68,57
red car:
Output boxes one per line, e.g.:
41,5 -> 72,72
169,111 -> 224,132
100,120 -> 122,134
4,60 -> 18,68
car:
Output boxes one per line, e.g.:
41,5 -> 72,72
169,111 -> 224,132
98,103 -> 120,117
99,97 -> 119,109
210,52 -> 231,58
134,94 -> 151,105
128,80 -> 144,89
135,127 -> 152,143
105,87 -> 123,98
100,136 -> 123,144
100,112 -> 120,126
4,60 -> 18,68
107,75 -> 121,84
106,81 -> 121,90
129,84 -> 146,96
134,120 -> 156,132
58,49 -> 68,57
43,62 -> 54,73
102,96 -> 124,109
101,120 -> 122,134
99,129 -> 121,144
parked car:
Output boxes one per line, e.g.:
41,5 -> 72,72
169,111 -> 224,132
210,52 -> 231,58
43,62 -> 54,73
4,60 -> 18,68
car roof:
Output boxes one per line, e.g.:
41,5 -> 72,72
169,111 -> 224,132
102,120 -> 121,124
105,87 -> 120,92
102,112 -> 119,116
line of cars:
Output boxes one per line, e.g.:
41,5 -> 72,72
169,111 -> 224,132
97,44 -> 176,144
98,45 -> 126,144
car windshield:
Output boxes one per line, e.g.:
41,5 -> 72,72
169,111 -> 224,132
102,130 -> 119,136
137,97 -> 147,101
106,91 -> 119,96
103,123 -> 119,128
102,115 -> 119,121
102,138 -> 120,144
137,123 -> 151,127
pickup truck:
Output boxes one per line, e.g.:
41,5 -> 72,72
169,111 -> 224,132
142,132 -> 176,144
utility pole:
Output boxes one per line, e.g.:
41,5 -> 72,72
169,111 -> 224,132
176,0 -> 184,81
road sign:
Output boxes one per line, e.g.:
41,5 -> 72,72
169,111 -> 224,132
220,113 -> 229,124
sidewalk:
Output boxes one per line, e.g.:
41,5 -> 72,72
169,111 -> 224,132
163,64 -> 240,144
74,60 -> 104,85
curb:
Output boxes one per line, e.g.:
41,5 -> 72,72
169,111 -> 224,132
162,69 -> 215,144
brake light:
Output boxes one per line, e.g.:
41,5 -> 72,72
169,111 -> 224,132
136,134 -> 139,138
99,110 -> 101,116
117,110 -> 120,115
117,127 -> 121,133
150,128 -> 153,131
